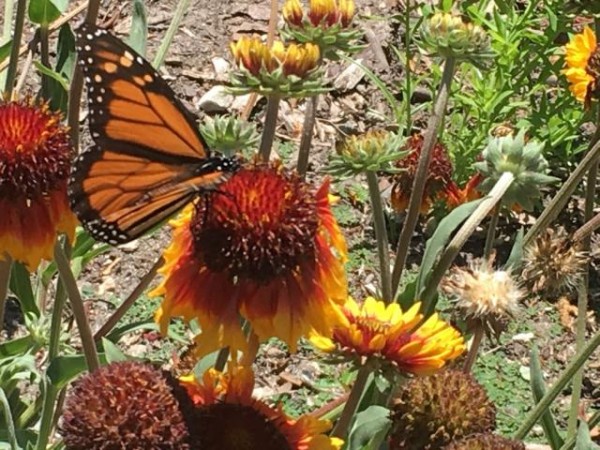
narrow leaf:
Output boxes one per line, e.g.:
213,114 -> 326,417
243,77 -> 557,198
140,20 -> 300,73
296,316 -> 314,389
28,0 -> 67,24
505,227 -> 524,270
126,0 -> 148,55
101,338 -> 129,363
347,405 -> 391,450
9,263 -> 39,318
576,420 -> 600,450
47,354 -> 107,389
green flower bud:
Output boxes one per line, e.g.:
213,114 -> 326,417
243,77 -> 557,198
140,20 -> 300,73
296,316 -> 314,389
200,115 -> 259,157
473,130 -> 558,211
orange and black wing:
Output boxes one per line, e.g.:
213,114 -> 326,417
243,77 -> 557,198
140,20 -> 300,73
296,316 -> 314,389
68,23 -> 238,244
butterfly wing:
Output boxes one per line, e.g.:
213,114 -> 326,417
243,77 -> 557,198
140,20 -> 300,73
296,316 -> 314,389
69,23 -> 236,244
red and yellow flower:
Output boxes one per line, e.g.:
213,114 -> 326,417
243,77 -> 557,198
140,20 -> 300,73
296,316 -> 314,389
390,134 -> 454,214
310,297 -> 465,376
152,163 -> 347,359
563,26 -> 600,107
180,366 -> 343,450
283,0 -> 355,29
0,97 -> 77,269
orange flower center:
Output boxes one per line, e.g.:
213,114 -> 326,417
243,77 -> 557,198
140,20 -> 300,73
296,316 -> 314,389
191,165 -> 318,283
0,100 -> 72,197
193,403 -> 291,450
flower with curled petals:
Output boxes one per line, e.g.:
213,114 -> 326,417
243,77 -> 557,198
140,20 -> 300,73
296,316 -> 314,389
0,97 -> 77,269
563,26 -> 600,107
180,366 -> 343,450
152,162 -> 348,359
310,297 -> 465,376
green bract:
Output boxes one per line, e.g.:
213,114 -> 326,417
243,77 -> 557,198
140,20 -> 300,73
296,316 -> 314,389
200,115 -> 259,157
281,23 -> 364,60
474,130 -> 559,211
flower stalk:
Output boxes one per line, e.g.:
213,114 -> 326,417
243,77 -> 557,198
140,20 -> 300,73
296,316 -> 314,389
0,257 -> 12,333
366,171 -> 392,302
513,329 -> 600,440
483,204 -> 500,260
297,95 -> 319,176
53,242 -> 100,372
4,0 -> 27,96
331,365 -> 371,438
259,94 -> 281,161
421,171 -> 515,313
391,56 -> 457,295
462,322 -> 484,373
152,0 -> 193,68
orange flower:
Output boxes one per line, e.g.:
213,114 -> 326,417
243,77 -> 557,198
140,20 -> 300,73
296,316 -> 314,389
283,0 -> 304,27
0,97 -> 76,269
391,134 -> 453,215
444,173 -> 483,209
152,163 -> 347,359
180,366 -> 343,449
311,297 -> 465,376
563,26 -> 599,107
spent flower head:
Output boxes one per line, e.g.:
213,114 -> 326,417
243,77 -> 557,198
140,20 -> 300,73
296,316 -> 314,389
229,36 -> 326,97
199,115 -> 259,157
389,369 -> 496,450
443,258 -> 523,337
328,130 -> 406,176
310,296 -> 464,376
420,12 -> 493,68
281,0 -> 363,59
473,129 -> 558,211
444,433 -> 525,450
562,26 -> 600,108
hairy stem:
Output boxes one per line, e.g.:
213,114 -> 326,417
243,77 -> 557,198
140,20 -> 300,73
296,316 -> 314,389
4,0 -> 27,96
462,321 -> 484,373
259,95 -> 281,161
391,57 -> 456,295
366,171 -> 392,302
297,95 -> 319,176
0,257 -> 12,334
0,388 -> 17,450
53,242 -> 100,372
420,172 -> 514,313
331,366 -> 371,438
513,329 -> 600,441
483,204 -> 500,260
40,24 -> 50,98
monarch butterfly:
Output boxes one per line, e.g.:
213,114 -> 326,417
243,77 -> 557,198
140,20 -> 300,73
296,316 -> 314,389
68,23 -> 240,245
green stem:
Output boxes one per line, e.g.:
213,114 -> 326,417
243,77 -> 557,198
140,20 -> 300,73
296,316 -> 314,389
4,0 -> 27,96
35,381 -> 58,450
566,155 -> 598,438
331,366 -> 371,438
513,328 -> 600,441
366,171 -> 392,302
0,0 -> 14,88
391,57 -> 456,296
53,242 -> 100,372
0,387 -> 18,450
94,256 -> 164,340
421,172 -> 514,313
404,0 -> 412,130
560,409 -> 600,450
523,137 -> 600,247
259,95 -> 281,162
152,0 -> 192,68
67,0 -> 103,147
40,23 -> 50,98
462,321 -> 484,373
483,204 -> 500,260
296,95 -> 319,176
0,257 -> 12,333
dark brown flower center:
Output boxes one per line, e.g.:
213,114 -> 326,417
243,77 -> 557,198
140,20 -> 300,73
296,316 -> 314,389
192,403 -> 292,450
0,100 -> 72,198
586,44 -> 600,79
191,165 -> 318,284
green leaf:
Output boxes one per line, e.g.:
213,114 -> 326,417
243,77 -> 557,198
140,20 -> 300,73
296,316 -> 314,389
0,388 -> 18,450
33,61 -> 68,91
0,336 -> 35,358
530,347 -> 564,449
47,354 -> 107,389
505,228 -> 524,270
56,24 -> 76,80
416,198 -> 485,296
576,420 -> 600,450
347,405 -> 391,450
28,0 -> 68,24
101,338 -> 129,363
0,40 -> 12,65
105,321 -> 160,342
9,263 -> 39,318
126,0 -> 148,55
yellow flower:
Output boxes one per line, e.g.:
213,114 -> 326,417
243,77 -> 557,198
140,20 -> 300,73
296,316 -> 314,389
0,97 -> 77,269
152,163 -> 347,359
230,36 -> 320,78
309,0 -> 340,27
180,366 -> 343,450
311,297 -> 465,376
283,0 -> 304,27
338,0 -> 355,27
563,26 -> 599,106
